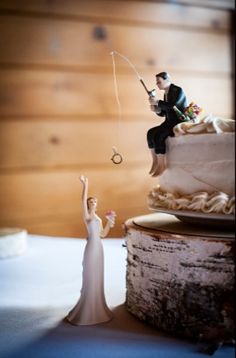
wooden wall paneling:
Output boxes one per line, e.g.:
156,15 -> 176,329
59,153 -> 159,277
0,0 -> 233,238
13,205 -> 152,238
0,119 -> 153,169
164,0 -> 235,10
0,70 -> 233,118
0,0 -> 231,31
0,167 -> 154,218
0,167 -> 153,237
0,15 -> 231,74
0,206 -> 151,238
172,73 -> 234,118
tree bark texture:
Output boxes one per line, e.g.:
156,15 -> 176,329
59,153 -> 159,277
124,216 -> 235,342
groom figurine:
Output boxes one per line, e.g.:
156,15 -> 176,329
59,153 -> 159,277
147,72 -> 187,176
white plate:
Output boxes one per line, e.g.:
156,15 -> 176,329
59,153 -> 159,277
149,207 -> 235,228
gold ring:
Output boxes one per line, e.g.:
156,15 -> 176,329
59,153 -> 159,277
111,153 -> 123,164
111,146 -> 123,164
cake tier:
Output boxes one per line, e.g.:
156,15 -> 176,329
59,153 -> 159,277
125,214 -> 235,342
159,131 -> 235,197
149,116 -> 235,216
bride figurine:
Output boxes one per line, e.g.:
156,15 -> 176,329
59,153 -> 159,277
66,175 -> 116,325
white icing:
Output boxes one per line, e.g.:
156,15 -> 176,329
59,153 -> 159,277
159,132 -> 235,197
148,186 -> 235,215
173,115 -> 235,136
150,117 -> 235,215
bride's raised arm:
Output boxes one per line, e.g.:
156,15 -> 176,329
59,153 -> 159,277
79,175 -> 90,221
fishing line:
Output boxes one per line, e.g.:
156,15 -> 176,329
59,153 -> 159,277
110,51 -> 123,164
109,50 -> 155,164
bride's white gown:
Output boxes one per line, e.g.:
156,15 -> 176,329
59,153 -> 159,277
66,215 -> 113,325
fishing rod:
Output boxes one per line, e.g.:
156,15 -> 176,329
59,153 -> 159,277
139,78 -> 156,98
110,51 -> 156,98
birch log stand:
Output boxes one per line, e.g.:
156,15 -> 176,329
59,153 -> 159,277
124,213 -> 235,352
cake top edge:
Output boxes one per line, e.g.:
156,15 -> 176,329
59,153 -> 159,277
173,115 -> 235,136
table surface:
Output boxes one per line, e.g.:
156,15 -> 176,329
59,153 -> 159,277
0,235 -> 235,358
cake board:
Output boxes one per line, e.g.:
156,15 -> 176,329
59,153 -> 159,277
124,212 -> 235,345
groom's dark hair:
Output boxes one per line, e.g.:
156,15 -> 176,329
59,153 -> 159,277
156,72 -> 170,80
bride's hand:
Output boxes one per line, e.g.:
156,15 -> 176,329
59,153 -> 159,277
149,96 -> 157,105
79,175 -> 88,185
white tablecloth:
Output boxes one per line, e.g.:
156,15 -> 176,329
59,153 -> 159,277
0,235 -> 234,358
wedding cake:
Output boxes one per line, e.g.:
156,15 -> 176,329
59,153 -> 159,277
125,114 -> 235,344
148,115 -> 235,218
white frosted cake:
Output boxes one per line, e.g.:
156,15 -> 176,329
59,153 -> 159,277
125,114 -> 235,344
0,228 -> 28,259
148,115 -> 235,216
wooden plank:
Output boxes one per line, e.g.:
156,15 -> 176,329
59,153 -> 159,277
0,206 -> 151,237
0,0 -> 233,240
0,0 -> 231,31
0,70 -> 233,118
0,15 -> 231,73
0,119 -> 153,169
0,167 -> 153,237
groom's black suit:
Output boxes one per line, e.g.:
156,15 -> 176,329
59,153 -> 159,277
147,83 -> 187,154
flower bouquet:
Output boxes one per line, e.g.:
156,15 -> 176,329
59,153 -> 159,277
173,102 -> 203,122
105,210 -> 116,227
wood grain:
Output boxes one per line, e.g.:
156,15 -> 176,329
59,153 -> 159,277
0,167 -> 153,237
0,119 -> 153,169
0,15 -> 231,74
0,0 -> 231,31
125,215 -> 235,340
0,70 -> 233,118
0,0 -> 233,237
